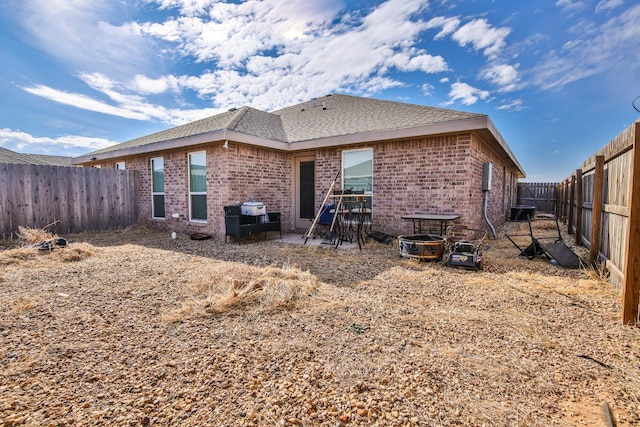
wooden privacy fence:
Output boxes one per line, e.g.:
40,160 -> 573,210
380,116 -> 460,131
557,120 -> 640,324
0,163 -> 139,239
516,182 -> 557,213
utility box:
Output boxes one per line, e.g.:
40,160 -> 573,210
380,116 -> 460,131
482,162 -> 493,191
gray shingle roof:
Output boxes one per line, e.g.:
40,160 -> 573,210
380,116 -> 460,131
82,94 -> 484,157
25,154 -> 73,167
0,147 -> 36,164
89,109 -> 242,155
274,94 -> 483,142
0,147 -> 73,166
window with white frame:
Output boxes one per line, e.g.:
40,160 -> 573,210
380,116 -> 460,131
343,148 -> 373,193
151,157 -> 165,219
115,161 -> 125,170
189,151 -> 207,221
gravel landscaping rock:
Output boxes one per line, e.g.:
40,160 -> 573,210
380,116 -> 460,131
1,222 -> 639,426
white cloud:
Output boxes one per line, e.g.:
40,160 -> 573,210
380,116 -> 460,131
22,84 -> 151,121
131,75 -> 176,95
22,75 -> 223,126
19,0 -> 455,117
595,0 -> 624,13
15,0 -> 154,77
556,0 -> 587,14
0,128 -> 116,155
445,82 -> 490,105
421,83 -> 435,96
141,0 -> 438,107
425,16 -> 461,39
481,63 -> 521,92
497,99 -> 524,111
439,77 -> 450,83
386,50 -> 449,73
451,19 -> 511,59
532,4 -> 640,90
137,0 -> 346,67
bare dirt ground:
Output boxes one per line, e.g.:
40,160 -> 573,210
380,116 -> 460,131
1,221 -> 639,426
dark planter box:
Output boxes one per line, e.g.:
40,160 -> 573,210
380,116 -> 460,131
510,205 -> 536,221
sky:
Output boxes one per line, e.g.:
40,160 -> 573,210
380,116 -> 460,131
0,0 -> 639,182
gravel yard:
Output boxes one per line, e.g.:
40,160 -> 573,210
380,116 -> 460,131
1,222 -> 639,426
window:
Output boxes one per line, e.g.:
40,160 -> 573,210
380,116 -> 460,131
343,148 -> 373,193
189,151 -> 207,221
151,157 -> 165,219
115,161 -> 125,170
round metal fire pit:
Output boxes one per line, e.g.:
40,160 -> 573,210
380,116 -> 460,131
398,234 -> 445,260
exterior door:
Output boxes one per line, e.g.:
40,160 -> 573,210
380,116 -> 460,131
295,157 -> 315,230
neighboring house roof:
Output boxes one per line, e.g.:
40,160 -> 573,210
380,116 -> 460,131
25,154 -> 74,167
73,94 -> 525,176
0,147 -> 73,166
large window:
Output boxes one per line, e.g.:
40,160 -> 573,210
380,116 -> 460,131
189,151 -> 207,221
343,148 -> 373,193
151,157 -> 165,219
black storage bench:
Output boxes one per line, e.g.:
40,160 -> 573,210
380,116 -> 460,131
224,205 -> 281,242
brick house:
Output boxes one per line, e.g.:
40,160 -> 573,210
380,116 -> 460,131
73,94 -> 525,240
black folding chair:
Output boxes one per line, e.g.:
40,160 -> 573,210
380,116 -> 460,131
505,215 -> 581,268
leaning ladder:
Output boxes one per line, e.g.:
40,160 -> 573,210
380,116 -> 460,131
303,170 -> 340,244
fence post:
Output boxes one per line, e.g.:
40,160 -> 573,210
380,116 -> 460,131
589,155 -> 605,266
568,175 -> 576,235
575,169 -> 583,246
555,183 -> 561,219
565,179 -> 570,222
622,123 -> 640,325
516,183 -> 523,205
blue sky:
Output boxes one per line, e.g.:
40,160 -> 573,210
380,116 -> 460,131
1,0 -> 638,182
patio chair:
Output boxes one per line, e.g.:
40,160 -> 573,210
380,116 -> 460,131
505,215 -> 581,268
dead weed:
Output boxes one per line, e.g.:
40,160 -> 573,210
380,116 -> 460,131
10,296 -> 38,312
0,243 -> 95,266
15,225 -> 56,245
162,264 -> 319,322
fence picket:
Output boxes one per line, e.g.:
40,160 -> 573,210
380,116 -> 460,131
516,182 -> 557,214
0,164 -> 139,239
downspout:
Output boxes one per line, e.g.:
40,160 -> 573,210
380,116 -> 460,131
483,190 -> 497,238
482,162 -> 497,238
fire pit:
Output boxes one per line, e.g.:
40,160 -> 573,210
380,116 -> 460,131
398,234 -> 445,261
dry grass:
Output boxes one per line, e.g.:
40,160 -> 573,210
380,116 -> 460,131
161,263 -> 318,322
0,248 -> 39,266
2,223 -> 640,426
0,242 -> 95,266
10,296 -> 38,312
55,242 -> 95,262
15,225 -> 56,245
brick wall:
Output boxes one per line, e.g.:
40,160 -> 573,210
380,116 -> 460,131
95,143 -> 292,240
219,143 -> 292,233
85,131 -> 520,240
313,133 -> 519,237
